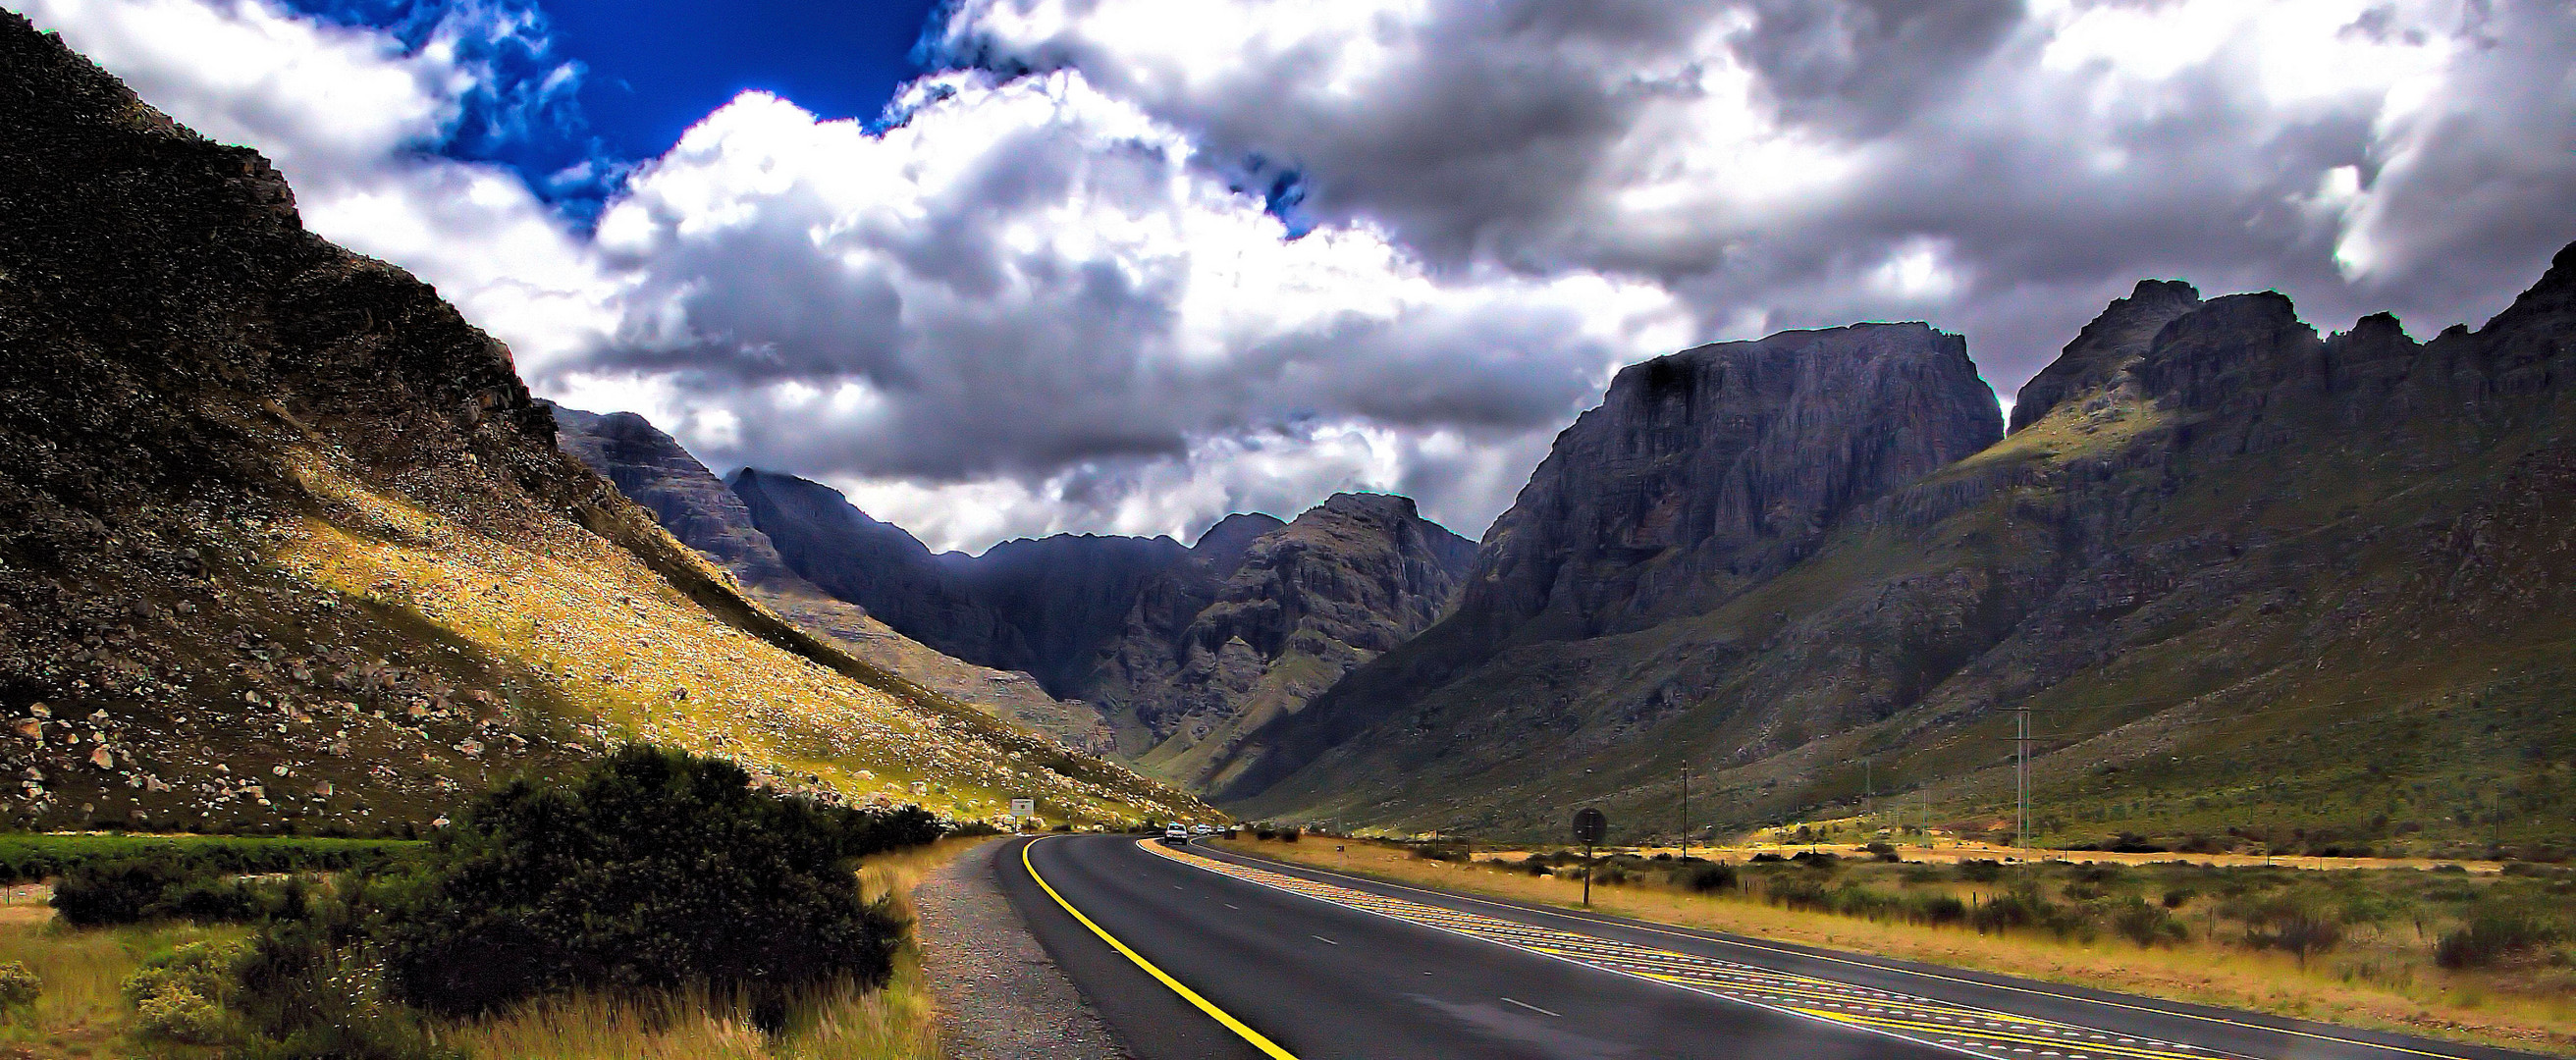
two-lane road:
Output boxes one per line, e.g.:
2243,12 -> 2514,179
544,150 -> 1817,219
993,834 -> 2548,1060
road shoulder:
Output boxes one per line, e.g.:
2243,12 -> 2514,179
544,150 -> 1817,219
914,836 -> 1135,1060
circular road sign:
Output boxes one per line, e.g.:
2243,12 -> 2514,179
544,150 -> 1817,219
1573,807 -> 1607,845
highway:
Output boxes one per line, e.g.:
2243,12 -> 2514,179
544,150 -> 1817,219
993,834 -> 2548,1060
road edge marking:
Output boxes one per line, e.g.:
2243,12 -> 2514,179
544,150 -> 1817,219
1020,836 -> 1299,1060
1192,842 -> 2490,1060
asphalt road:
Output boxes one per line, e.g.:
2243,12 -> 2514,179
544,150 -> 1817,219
993,834 -> 2549,1060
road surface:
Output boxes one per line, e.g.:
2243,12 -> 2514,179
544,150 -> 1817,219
993,834 -> 2547,1060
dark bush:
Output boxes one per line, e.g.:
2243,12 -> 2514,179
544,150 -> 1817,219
50,857 -> 190,926
378,747 -> 907,1022
2237,895 -> 2344,967
1748,852 -> 1786,863
1956,859 -> 2003,882
2111,898 -> 2188,947
1253,827 -> 1276,841
1279,827 -> 1300,843
1411,842 -> 1472,863
1791,850 -> 1841,868
2436,909 -> 2558,969
1912,894 -> 1968,926
1679,864 -> 1738,893
2160,887 -> 2197,909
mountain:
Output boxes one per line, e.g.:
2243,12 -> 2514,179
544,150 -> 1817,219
548,407 -> 1114,753
0,14 -> 1202,831
1092,494 -> 1477,788
722,469 -> 1477,785
1214,288 -> 2576,859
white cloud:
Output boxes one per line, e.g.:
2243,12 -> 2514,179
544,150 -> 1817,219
28,0 -> 2576,553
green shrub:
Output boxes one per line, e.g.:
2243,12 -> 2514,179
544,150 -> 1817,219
50,856 -> 190,926
1279,826 -> 1300,842
1911,894 -> 1968,926
122,940 -> 247,1045
2436,909 -> 2559,969
2111,898 -> 2188,947
0,961 -> 37,1010
378,746 -> 906,1024
230,918 -> 460,1060
1679,864 -> 1738,893
2236,894 -> 2344,967
1956,859 -> 2003,882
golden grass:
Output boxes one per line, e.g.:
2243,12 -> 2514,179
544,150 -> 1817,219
0,909 -> 242,1059
441,958 -> 938,1060
1219,837 -> 2576,1057
265,451 -> 1181,826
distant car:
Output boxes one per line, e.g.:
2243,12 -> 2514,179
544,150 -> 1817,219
1162,823 -> 1190,846
1192,823 -> 1213,835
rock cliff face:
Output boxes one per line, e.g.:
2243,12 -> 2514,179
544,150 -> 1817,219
1091,495 -> 1476,787
548,408 -> 1114,753
1210,324 -> 2003,802
0,14 -> 1203,830
1216,279 -> 2576,856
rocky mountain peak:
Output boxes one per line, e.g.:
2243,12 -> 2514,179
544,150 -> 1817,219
2008,279 -> 2203,432
1469,321 -> 2001,642
1192,512 -> 1288,577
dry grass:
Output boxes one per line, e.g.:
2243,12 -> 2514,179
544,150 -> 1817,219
0,907 -> 242,1059
1220,837 -> 2576,1057
441,958 -> 938,1060
263,451 -> 1192,827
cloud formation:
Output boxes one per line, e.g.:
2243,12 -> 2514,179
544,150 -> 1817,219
27,0 -> 2576,552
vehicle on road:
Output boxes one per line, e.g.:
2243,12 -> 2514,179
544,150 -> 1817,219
1192,823 -> 1213,835
1161,822 -> 1189,846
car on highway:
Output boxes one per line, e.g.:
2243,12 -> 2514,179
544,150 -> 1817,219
1162,822 -> 1190,846
1192,823 -> 1213,835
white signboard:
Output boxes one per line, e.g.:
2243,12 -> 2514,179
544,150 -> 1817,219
1009,798 -> 1037,819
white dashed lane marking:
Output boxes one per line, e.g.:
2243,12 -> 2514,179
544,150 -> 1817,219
1143,841 -> 2222,1060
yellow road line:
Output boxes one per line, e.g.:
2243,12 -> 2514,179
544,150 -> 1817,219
1196,843 -> 2488,1060
1019,837 -> 1299,1060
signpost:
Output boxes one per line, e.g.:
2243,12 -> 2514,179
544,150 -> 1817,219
1009,798 -> 1036,821
1573,808 -> 1607,906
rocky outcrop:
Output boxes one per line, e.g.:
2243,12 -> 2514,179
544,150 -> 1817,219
1090,495 -> 1475,786
717,470 -> 1480,786
1212,273 -> 2576,856
548,407 -> 1115,753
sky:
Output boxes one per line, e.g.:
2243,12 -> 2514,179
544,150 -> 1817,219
18,0 -> 2576,553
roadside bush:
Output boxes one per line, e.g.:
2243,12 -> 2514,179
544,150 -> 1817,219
1678,864 -> 1738,894
2110,898 -> 2188,947
2160,886 -> 2197,909
231,916 -> 460,1060
1748,852 -> 1786,864
1412,842 -> 1472,863
377,746 -> 906,1024
1912,894 -> 1968,926
0,961 -> 38,1011
1956,860 -> 2004,882
1864,842 -> 1901,862
1253,827 -> 1276,840
1279,826 -> 1300,843
2234,894 -> 2344,967
2436,909 -> 2559,969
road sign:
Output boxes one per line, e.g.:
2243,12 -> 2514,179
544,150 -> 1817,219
1009,798 -> 1036,818
1573,807 -> 1606,844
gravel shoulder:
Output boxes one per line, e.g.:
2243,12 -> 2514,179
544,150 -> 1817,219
914,837 -> 1133,1059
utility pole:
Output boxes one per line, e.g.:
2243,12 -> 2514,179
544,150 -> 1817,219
1680,766 -> 1690,863
2008,706 -> 2033,870
1865,758 -> 1875,833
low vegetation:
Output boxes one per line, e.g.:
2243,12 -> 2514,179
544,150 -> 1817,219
1223,834 -> 2576,1056
0,746 -> 955,1059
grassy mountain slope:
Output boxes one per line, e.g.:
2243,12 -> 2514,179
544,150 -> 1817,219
549,405 -> 1117,754
1225,276 -> 2576,858
0,14 -> 1204,832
